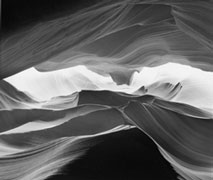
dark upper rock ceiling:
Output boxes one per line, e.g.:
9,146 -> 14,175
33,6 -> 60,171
1,0 -> 213,85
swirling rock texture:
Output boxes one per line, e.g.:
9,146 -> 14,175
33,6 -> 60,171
1,0 -> 213,180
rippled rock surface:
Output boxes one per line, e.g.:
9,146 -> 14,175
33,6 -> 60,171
1,0 -> 213,180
